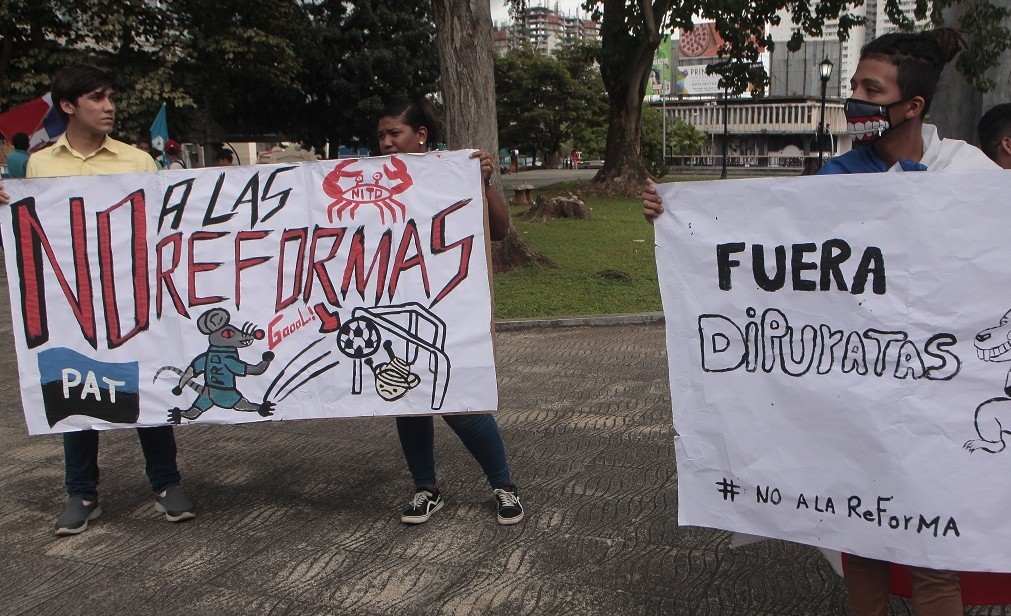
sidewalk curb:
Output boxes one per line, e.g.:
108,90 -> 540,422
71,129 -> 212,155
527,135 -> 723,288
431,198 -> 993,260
495,312 -> 665,331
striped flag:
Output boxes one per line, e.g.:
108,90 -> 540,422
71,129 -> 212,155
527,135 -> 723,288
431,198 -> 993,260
0,93 -> 66,152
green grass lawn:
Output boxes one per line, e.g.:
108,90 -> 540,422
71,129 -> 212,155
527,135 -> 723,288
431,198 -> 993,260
492,188 -> 661,319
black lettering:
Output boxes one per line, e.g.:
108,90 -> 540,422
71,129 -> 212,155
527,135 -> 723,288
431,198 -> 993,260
791,243 -> 818,291
717,242 -> 745,290
851,247 -> 885,295
753,244 -> 786,291
820,238 -> 851,291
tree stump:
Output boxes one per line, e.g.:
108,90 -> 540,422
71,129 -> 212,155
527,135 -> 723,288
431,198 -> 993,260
523,193 -> 590,222
491,227 -> 555,273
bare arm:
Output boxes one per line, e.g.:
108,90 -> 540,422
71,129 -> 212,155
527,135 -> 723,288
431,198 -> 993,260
471,150 -> 510,241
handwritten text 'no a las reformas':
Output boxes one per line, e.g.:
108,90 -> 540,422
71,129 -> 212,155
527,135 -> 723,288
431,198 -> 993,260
9,173 -> 476,351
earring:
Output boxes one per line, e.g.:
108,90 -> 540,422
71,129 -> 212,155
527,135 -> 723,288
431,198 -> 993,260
419,141 -> 424,145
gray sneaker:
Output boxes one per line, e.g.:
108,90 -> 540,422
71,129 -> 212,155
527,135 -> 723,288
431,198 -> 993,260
55,498 -> 102,536
154,485 -> 196,522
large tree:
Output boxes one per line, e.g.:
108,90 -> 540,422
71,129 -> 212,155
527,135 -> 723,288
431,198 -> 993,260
432,0 -> 548,272
0,0 -> 187,139
172,0 -> 310,140
291,0 -> 441,154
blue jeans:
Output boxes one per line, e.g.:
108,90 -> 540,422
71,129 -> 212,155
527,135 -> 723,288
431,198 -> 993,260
64,426 -> 182,500
396,413 -> 513,489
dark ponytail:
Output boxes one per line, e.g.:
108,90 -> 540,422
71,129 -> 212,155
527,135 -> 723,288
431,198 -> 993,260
860,27 -> 965,111
378,97 -> 442,150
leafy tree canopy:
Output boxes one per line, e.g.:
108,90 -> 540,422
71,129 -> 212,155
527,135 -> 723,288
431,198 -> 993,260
0,1 -> 441,151
495,40 -> 606,165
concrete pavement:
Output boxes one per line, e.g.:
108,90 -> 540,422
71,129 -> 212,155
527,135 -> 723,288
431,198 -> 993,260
0,284 -> 1006,614
499,168 -> 598,191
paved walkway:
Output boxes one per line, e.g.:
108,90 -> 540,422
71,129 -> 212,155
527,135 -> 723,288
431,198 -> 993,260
0,295 -> 1007,613
500,168 -> 597,191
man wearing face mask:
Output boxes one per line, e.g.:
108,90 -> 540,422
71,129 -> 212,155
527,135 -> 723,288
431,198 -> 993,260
818,29 -> 1005,616
640,29 -> 996,222
641,27 -> 1009,616
819,30 -> 996,176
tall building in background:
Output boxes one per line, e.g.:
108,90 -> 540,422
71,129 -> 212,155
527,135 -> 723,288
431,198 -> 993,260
507,3 -> 599,54
767,0 -> 930,98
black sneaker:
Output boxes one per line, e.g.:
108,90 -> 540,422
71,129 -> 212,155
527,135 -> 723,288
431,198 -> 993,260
55,498 -> 102,536
493,486 -> 524,525
401,488 -> 444,524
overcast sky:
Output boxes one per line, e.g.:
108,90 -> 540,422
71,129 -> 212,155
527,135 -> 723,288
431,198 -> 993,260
489,1 -> 592,24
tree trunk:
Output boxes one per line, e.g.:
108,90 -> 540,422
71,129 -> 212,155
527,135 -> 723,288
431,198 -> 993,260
594,89 -> 650,194
431,0 -> 546,273
591,0 -> 669,196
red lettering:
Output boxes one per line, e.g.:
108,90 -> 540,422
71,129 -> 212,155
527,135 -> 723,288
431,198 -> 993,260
430,198 -> 474,306
11,197 -> 96,349
389,219 -> 430,300
235,230 -> 272,310
342,227 -> 392,305
275,228 -> 308,312
156,233 -> 187,319
302,226 -> 346,308
97,190 -> 149,348
187,231 -> 227,306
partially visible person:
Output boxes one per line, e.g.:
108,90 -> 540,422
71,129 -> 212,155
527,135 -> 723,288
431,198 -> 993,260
23,64 -> 195,535
509,147 -> 519,173
977,103 -> 1011,169
134,136 -> 163,169
164,138 -> 186,169
6,132 -> 30,178
214,148 -> 234,167
375,97 -> 521,526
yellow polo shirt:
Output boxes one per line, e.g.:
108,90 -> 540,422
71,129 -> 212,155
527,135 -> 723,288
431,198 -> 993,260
26,133 -> 158,178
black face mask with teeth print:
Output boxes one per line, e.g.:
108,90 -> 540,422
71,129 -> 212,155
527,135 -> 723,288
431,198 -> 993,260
845,97 -> 910,146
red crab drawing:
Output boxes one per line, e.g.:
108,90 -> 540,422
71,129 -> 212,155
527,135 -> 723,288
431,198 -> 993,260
322,156 -> 414,224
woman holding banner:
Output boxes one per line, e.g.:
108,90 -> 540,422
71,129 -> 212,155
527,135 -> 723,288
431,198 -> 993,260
643,27 -> 1010,616
375,97 -> 523,526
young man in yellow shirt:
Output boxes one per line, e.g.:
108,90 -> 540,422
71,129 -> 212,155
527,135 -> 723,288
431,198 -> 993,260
23,64 -> 195,534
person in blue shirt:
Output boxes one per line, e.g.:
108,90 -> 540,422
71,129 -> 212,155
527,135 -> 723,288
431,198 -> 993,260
6,132 -> 30,178
642,27 -> 998,616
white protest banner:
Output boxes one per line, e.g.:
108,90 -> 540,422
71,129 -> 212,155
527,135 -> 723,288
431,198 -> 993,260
2,151 -> 497,435
656,171 -> 1011,572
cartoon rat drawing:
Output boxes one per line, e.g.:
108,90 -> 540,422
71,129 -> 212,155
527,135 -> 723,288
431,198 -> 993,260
157,308 -> 276,424
365,340 -> 421,401
966,308 -> 1011,453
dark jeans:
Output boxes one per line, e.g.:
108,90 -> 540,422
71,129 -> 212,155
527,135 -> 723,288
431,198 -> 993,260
396,413 -> 512,489
64,426 -> 182,500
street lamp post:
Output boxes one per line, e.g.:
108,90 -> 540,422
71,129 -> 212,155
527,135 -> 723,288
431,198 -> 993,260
721,87 -> 729,179
818,57 -> 834,166
662,93 -> 667,169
